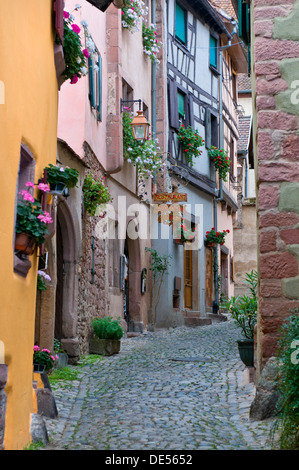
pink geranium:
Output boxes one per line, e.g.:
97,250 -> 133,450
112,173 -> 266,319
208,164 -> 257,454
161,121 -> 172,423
37,211 -> 53,224
37,183 -> 50,192
25,182 -> 35,189
82,48 -> 89,58
71,24 -> 81,34
71,74 -> 79,84
19,190 -> 35,203
63,11 -> 70,19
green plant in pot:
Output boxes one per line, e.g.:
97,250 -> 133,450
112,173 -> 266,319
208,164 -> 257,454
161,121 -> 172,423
44,164 -> 79,194
90,317 -> 124,356
224,270 -> 258,367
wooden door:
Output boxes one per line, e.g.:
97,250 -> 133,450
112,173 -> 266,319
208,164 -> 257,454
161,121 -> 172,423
205,247 -> 213,308
184,249 -> 192,309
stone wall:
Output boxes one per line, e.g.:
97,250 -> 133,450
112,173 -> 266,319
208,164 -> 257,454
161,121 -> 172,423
253,0 -> 299,374
76,142 -> 110,355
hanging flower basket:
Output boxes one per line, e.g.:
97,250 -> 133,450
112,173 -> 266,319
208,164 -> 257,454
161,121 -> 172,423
205,228 -> 230,246
208,146 -> 231,181
177,125 -> 204,166
44,164 -> 79,193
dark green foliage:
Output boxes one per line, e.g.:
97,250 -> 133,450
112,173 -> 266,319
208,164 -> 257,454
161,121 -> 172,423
275,313 -> 299,449
91,317 -> 124,340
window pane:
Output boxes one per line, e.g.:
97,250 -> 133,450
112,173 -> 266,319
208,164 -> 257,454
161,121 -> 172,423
210,35 -> 217,68
178,91 -> 185,119
175,3 -> 186,44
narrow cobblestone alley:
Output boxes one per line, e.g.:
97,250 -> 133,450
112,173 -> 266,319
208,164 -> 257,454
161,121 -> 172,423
44,320 -> 274,451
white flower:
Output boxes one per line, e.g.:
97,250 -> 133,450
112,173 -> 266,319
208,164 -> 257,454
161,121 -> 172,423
75,3 -> 82,9
93,64 -> 99,72
81,66 -> 88,75
81,20 -> 89,28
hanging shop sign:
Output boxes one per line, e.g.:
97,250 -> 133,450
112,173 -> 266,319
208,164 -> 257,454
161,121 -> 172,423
153,193 -> 187,203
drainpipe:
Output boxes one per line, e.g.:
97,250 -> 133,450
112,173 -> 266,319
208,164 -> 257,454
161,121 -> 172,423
152,0 -> 157,187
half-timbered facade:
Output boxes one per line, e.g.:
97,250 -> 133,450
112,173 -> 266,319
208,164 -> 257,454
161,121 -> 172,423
153,0 -> 246,327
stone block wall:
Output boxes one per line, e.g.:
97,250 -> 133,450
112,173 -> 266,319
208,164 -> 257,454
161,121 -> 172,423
253,0 -> 299,374
76,142 -> 110,355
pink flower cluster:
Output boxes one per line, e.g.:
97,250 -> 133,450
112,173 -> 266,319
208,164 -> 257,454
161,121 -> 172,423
37,211 -> 53,224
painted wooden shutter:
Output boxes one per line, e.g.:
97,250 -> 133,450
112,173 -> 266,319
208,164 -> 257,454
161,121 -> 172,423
97,55 -> 102,121
210,35 -> 217,68
54,0 -> 64,45
175,2 -> 186,44
188,95 -> 194,128
89,56 -> 96,108
205,108 -> 211,149
168,79 -> 179,130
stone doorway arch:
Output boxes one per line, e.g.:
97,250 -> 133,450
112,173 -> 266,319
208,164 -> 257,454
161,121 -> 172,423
55,201 -> 80,363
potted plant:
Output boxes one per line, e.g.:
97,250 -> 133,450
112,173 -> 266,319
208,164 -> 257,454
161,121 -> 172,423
223,270 -> 258,367
15,183 -> 53,255
208,146 -> 231,181
177,124 -> 204,166
33,345 -> 57,373
205,228 -> 229,247
44,164 -> 79,195
82,173 -> 112,216
37,270 -> 52,291
53,338 -> 68,369
89,317 -> 124,356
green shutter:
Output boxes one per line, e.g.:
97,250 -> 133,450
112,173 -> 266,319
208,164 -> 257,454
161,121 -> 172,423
178,91 -> 185,120
89,56 -> 95,108
97,55 -> 102,121
210,35 -> 217,68
175,3 -> 186,44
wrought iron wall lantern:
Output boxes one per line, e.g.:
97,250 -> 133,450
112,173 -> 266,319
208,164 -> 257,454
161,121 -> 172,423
120,98 -> 150,141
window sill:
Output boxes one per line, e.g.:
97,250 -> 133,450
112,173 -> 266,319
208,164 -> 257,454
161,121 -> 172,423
14,254 -> 32,278
209,66 -> 220,77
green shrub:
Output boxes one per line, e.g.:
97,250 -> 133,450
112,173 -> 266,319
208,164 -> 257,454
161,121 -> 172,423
275,313 -> 299,449
91,317 -> 124,340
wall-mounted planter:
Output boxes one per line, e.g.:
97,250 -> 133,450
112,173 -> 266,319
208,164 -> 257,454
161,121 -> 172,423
15,233 -> 36,255
89,337 -> 121,356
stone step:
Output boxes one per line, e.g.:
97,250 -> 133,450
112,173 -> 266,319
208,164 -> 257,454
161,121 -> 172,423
182,311 -> 212,327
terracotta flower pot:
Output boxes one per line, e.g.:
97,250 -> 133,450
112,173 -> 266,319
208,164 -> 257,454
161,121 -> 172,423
15,233 -> 36,255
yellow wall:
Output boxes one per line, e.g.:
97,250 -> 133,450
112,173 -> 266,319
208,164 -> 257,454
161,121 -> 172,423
0,0 -> 58,449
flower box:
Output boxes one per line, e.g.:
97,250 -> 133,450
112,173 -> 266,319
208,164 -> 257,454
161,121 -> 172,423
15,233 -> 36,255
89,337 -> 121,356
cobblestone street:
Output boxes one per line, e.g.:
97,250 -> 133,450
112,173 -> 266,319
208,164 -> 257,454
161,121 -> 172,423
44,320 -> 274,451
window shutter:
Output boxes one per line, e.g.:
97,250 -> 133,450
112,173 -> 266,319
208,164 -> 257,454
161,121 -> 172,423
205,108 -> 211,149
188,95 -> 194,128
168,79 -> 179,130
175,2 -> 186,44
97,55 -> 102,121
54,0 -> 64,45
89,56 -> 95,108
